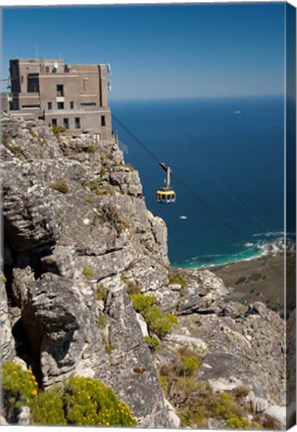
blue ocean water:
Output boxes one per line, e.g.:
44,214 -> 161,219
110,96 -> 285,268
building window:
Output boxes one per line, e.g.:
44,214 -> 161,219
52,118 -> 57,126
75,117 -> 81,128
70,101 -> 74,109
83,78 -> 88,92
57,102 -> 64,110
21,104 -> 40,108
56,84 -> 64,97
48,102 -> 52,110
81,102 -> 96,107
45,66 -> 50,73
63,118 -> 69,129
101,115 -> 106,127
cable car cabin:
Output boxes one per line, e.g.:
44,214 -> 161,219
156,162 -> 176,204
156,189 -> 176,204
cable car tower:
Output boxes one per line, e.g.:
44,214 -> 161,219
156,162 -> 176,204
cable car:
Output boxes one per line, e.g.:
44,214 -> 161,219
156,162 -> 176,204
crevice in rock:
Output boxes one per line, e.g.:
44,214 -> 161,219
12,313 -> 44,389
3,264 -> 17,307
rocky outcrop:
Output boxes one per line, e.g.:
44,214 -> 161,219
1,112 -> 293,428
1,113 -> 173,427
0,274 -> 15,361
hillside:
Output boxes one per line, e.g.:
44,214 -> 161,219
1,112 -> 294,429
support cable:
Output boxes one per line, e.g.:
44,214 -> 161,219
112,114 -> 243,243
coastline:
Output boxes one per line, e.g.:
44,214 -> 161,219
178,245 -> 267,271
175,238 -> 295,316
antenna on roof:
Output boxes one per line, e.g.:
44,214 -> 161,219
35,44 -> 39,59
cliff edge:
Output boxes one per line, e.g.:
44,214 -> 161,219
1,113 -> 293,429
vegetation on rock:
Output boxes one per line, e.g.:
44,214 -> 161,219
157,346 -> 258,429
95,284 -> 107,301
144,335 -> 161,353
82,266 -> 95,280
2,362 -> 136,427
130,293 -> 178,338
2,362 -> 38,423
49,178 -> 69,194
2,132 -> 22,154
52,125 -> 66,137
86,144 -> 97,153
31,387 -> 67,425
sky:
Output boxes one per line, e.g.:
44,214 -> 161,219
1,1 -> 287,100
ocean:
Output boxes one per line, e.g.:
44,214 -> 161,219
110,96 -> 285,268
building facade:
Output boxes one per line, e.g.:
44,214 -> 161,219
7,58 -> 112,140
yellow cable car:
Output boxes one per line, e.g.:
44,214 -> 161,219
156,162 -> 176,204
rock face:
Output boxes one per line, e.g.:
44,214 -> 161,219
1,113 -> 172,427
1,112 -> 292,428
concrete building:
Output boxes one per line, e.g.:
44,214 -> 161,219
7,58 -> 112,140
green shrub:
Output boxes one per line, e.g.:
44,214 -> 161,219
83,180 -> 100,194
82,267 -> 95,280
130,293 -> 155,310
52,126 -> 66,137
31,377 -> 136,427
168,270 -> 187,289
146,308 -> 178,338
163,371 -> 251,430
100,166 -> 107,176
145,244 -> 155,254
226,415 -> 251,430
87,144 -> 97,153
144,335 -> 161,353
2,362 -> 38,423
120,274 -> 127,283
97,312 -> 106,328
159,375 -> 169,394
1,274 -> 7,284
31,388 -> 67,425
130,293 -> 178,338
2,138 -> 22,154
84,196 -> 93,203
226,415 -> 251,429
179,355 -> 202,376
101,334 -> 114,355
50,178 -> 69,194
95,284 -> 107,301
179,410 -> 194,427
63,377 -> 136,426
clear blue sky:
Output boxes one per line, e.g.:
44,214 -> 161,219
1,3 -> 285,100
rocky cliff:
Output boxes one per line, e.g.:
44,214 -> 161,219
1,113 -> 294,429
